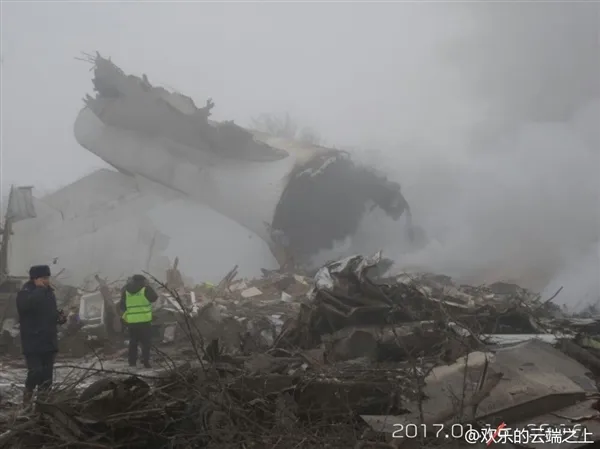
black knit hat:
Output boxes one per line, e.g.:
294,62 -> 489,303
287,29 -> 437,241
29,265 -> 51,279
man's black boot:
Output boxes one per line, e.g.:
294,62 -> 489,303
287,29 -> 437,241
143,361 -> 151,369
22,389 -> 33,409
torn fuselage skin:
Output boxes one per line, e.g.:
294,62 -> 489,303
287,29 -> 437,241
76,53 -> 413,270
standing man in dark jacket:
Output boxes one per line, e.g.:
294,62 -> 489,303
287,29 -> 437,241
16,265 -> 66,405
119,274 -> 158,368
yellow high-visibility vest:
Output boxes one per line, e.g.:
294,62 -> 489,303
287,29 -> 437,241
123,288 -> 152,324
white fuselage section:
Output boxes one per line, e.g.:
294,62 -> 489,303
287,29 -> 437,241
74,105 -> 324,243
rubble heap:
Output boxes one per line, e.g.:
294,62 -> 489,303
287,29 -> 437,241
2,253 -> 600,448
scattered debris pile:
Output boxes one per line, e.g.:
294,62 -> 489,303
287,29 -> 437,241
0,357 -> 417,449
2,253 -> 600,448
275,252 -> 566,362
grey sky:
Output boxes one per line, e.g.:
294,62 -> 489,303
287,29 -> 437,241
1,1 -> 472,194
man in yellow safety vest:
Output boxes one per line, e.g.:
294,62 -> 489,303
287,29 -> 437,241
119,274 -> 158,368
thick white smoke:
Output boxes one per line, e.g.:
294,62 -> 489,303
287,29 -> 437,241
347,2 -> 600,310
454,2 -> 600,144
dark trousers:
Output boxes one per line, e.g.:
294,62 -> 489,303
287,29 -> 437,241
24,352 -> 56,392
128,322 -> 152,366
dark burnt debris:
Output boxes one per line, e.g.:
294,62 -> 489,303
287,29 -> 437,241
2,253 -> 600,448
272,153 -> 411,264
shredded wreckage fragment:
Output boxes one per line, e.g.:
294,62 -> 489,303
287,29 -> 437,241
2,253 -> 600,448
72,52 -> 413,269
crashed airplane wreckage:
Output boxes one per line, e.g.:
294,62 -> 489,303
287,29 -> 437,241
73,53 -> 411,268
3,253 -> 600,448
